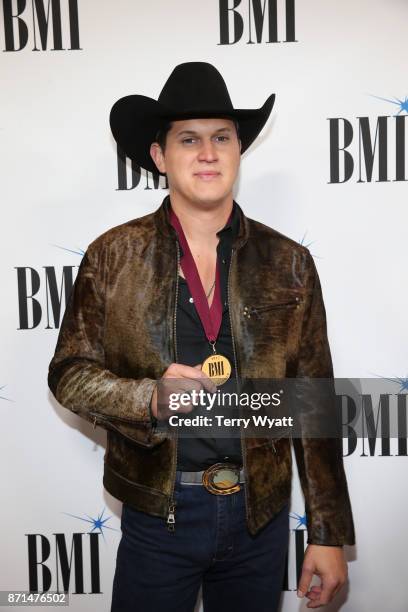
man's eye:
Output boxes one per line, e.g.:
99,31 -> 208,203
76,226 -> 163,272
182,138 -> 196,144
216,136 -> 229,142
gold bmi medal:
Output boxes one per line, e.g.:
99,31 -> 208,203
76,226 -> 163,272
202,342 -> 231,386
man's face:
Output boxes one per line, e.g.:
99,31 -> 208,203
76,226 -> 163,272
150,117 -> 241,208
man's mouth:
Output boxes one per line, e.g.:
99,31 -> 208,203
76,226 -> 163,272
194,172 -> 221,180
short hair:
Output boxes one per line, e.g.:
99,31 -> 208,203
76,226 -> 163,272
154,117 -> 240,152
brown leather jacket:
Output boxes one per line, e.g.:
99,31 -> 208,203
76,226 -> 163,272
48,196 -> 355,546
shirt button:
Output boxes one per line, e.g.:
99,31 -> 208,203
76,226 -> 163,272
189,297 -> 194,303
222,259 -> 226,264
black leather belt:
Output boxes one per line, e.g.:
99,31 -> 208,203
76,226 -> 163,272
179,462 -> 245,495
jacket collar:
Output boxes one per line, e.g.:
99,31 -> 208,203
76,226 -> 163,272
154,194 -> 250,251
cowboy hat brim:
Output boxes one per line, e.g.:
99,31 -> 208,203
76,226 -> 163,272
109,93 -> 276,175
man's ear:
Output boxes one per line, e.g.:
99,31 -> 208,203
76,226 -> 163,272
150,142 -> 166,174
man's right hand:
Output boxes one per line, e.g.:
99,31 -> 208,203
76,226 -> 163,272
150,363 -> 217,420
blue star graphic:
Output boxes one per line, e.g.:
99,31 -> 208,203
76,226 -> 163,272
0,385 -> 13,402
299,232 -> 313,249
370,94 -> 408,115
370,372 -> 408,393
298,233 -> 320,259
52,244 -> 85,256
62,507 -> 119,542
289,511 -> 307,529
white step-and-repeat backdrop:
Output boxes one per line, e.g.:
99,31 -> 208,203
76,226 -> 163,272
1,1 -> 407,610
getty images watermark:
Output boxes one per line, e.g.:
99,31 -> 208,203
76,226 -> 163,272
167,388 -> 294,430
153,377 -> 408,440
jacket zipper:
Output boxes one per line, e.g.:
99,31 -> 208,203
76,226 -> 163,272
166,240 -> 180,532
242,298 -> 301,454
226,248 -> 253,525
243,297 -> 302,319
90,412 -> 160,448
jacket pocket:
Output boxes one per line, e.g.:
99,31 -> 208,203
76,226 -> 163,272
243,296 -> 303,319
89,411 -> 167,449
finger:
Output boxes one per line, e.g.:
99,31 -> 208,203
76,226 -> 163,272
305,585 -> 322,600
190,366 -> 218,393
155,382 -> 191,417
172,385 -> 202,412
306,589 -> 334,608
174,378 -> 215,412
316,576 -> 339,606
297,566 -> 314,599
164,363 -> 204,379
160,377 -> 203,402
306,602 -> 322,609
168,363 -> 217,393
304,589 -> 320,602
161,378 -> 213,416
305,590 -> 325,609
168,378 -> 206,396
305,597 -> 320,607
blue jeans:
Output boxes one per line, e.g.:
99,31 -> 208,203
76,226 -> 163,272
111,470 -> 289,612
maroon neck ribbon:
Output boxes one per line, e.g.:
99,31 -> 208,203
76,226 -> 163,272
169,205 -> 232,346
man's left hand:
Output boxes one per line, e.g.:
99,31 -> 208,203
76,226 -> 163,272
297,544 -> 348,608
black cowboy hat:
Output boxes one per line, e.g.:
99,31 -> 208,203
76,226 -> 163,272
109,61 -> 275,175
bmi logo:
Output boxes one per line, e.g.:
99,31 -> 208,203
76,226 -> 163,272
218,0 -> 297,45
208,359 -> 225,378
2,0 -> 81,51
26,532 -> 101,594
25,508 -> 117,594
16,265 -> 78,329
342,386 -> 408,457
328,95 -> 408,183
116,145 -> 168,191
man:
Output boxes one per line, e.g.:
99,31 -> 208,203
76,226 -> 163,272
48,62 -> 355,611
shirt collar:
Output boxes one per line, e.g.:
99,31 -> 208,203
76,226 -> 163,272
216,200 -> 240,242
169,199 -> 240,244
168,199 -> 240,258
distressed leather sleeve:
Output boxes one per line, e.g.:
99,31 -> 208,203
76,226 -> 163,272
292,249 -> 356,546
47,240 -> 163,448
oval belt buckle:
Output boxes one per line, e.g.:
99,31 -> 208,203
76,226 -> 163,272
202,462 -> 241,495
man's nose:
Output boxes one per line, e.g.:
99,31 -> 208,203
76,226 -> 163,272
197,139 -> 218,161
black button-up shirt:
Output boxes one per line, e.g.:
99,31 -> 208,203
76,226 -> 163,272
175,201 -> 243,470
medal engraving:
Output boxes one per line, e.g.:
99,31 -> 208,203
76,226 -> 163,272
202,353 -> 231,386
